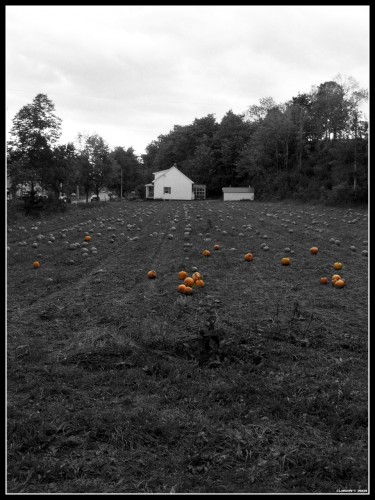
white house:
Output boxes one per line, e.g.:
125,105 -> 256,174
145,165 -> 206,200
222,186 -> 255,201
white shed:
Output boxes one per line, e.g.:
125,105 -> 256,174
222,186 -> 255,201
145,165 -> 205,200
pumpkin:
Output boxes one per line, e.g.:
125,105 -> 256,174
177,284 -> 186,293
192,271 -> 202,281
195,279 -> 205,288
310,247 -> 319,254
331,274 -> 342,285
84,235 -> 91,242
184,277 -> 195,287
33,261 -> 40,269
203,249 -> 211,257
281,257 -> 291,266
213,244 -> 220,250
333,262 -> 343,270
184,286 -> 193,295
320,277 -> 328,284
244,253 -> 253,262
147,270 -> 157,279
178,271 -> 187,280
334,279 -> 346,288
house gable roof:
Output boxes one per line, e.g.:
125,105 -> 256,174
152,169 -> 168,181
152,166 -> 193,184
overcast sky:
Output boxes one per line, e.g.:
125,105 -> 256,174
6,5 -> 369,157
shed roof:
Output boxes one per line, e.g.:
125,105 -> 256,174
222,186 -> 254,193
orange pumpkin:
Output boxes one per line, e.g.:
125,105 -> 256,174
184,286 -> 193,295
203,249 -> 211,257
178,271 -> 187,280
331,274 -> 342,285
195,279 -> 205,288
33,261 -> 40,269
177,284 -> 186,293
333,262 -> 343,270
334,279 -> 346,288
281,257 -> 291,266
84,235 -> 92,242
192,271 -> 202,282
310,247 -> 318,254
147,270 -> 157,279
244,253 -> 253,262
320,277 -> 328,284
184,277 -> 194,287
213,244 -> 220,250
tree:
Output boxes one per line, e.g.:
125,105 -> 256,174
77,154 -> 94,203
190,114 -> 219,143
182,142 -> 215,186
328,75 -> 368,192
290,93 -> 313,171
49,143 -> 78,197
246,97 -> 278,123
310,81 -> 348,140
141,114 -> 219,183
346,89 -> 368,192
7,93 -> 62,199
76,133 -> 112,200
212,110 -> 252,190
109,146 -> 142,196
235,133 -> 269,187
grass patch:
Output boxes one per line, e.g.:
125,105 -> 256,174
7,200 -> 368,493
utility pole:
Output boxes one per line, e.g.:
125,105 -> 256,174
298,105 -> 303,172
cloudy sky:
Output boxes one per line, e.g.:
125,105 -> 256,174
6,5 -> 369,157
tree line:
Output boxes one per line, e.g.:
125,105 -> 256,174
7,74 -> 368,208
141,74 -> 368,204
6,93 -> 144,203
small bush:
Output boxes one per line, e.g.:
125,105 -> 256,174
19,195 -> 69,216
134,184 -> 145,199
325,184 -> 368,207
7,200 -> 25,225
127,193 -> 140,201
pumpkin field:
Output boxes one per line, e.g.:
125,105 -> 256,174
7,199 -> 368,493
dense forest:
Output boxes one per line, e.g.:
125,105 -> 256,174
141,76 -> 368,204
7,74 -> 368,207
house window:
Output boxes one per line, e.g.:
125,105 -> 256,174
193,187 -> 206,199
164,187 -> 171,194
